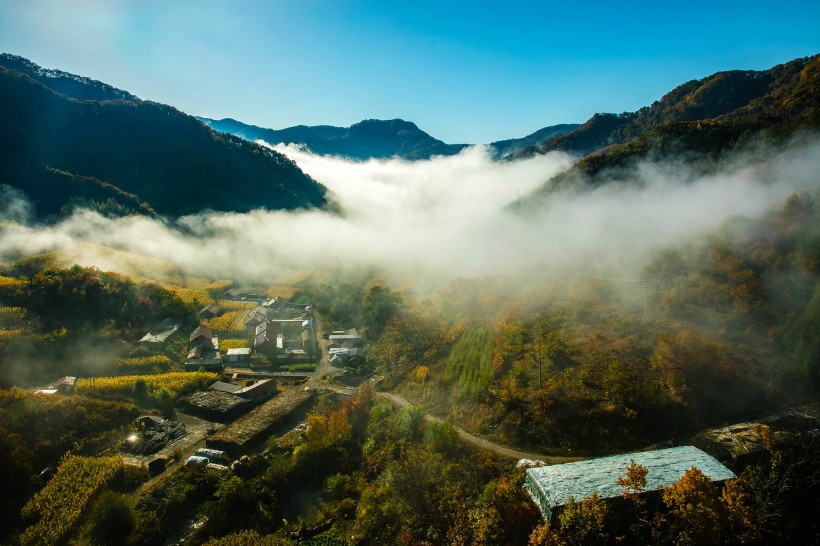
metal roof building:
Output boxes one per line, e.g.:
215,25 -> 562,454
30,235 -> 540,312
525,445 -> 736,521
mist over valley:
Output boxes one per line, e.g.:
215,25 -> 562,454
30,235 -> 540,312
0,46 -> 819,546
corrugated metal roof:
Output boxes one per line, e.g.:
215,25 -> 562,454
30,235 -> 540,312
526,446 -> 735,510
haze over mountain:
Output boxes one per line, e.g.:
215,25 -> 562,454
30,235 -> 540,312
199,116 -> 579,160
0,54 -> 326,219
199,117 -> 470,160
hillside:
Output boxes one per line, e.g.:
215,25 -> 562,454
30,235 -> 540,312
0,55 -> 327,218
200,116 -> 470,160
515,55 -> 820,202
489,123 -> 580,158
202,116 -> 581,161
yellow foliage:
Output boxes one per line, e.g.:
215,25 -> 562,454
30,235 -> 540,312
205,310 -> 250,332
77,372 -> 217,397
219,338 -> 249,351
116,355 -> 174,372
20,454 -> 124,546
415,365 -> 429,383
0,276 -> 25,290
0,327 -> 26,341
265,285 -> 299,299
218,300 -> 256,311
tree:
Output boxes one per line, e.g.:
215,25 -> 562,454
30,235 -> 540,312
362,285 -> 402,338
84,491 -> 137,545
660,466 -> 726,545
556,493 -> 609,546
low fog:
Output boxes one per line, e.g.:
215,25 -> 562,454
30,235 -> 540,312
1,138 -> 819,286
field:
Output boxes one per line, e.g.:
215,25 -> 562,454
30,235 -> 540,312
116,355 -> 174,373
445,328 -> 496,400
205,310 -> 251,333
20,455 -> 124,546
77,372 -> 218,398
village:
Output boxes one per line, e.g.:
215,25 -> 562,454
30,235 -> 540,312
28,284 -> 820,531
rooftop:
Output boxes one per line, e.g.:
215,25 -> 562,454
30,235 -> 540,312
526,446 -> 735,511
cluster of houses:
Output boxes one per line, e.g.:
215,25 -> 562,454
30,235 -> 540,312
326,330 -> 365,367
184,296 -> 317,371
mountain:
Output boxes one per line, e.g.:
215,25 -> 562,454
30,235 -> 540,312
0,53 -> 140,103
488,123 -> 580,158
0,54 -> 326,218
199,117 -> 469,160
516,54 -> 820,202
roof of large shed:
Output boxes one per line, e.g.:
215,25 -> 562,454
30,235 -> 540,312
526,446 -> 735,509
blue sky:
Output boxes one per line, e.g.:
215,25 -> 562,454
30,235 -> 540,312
1,0 -> 818,143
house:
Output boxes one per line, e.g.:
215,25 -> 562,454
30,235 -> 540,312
184,346 -> 223,371
198,303 -> 222,320
524,446 -> 735,522
301,329 -> 315,351
254,331 -> 282,354
53,376 -> 77,394
328,347 -> 365,367
209,381 -> 242,394
234,379 -> 277,400
224,347 -> 252,366
190,325 -> 216,349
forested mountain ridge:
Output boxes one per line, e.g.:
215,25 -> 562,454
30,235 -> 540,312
516,55 -> 820,202
488,123 -> 580,158
200,116 -> 470,160
0,55 -> 327,218
0,53 -> 140,103
200,116 -> 581,160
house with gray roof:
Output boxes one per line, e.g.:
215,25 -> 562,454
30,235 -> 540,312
524,445 -> 735,522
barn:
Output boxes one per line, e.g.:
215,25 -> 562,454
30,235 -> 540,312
524,445 -> 735,522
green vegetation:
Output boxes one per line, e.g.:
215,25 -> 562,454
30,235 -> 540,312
445,328 -> 496,401
0,56 -> 326,219
521,55 -> 820,204
20,455 -> 124,546
0,262 -> 196,386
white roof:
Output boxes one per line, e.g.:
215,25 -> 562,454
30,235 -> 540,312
526,446 -> 735,509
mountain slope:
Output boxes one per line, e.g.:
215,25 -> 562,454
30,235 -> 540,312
489,123 -> 580,158
517,54 -> 820,204
0,55 -> 326,218
200,117 -> 469,160
0,53 -> 139,103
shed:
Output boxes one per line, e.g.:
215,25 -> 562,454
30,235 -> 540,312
199,303 -> 222,320
254,332 -> 279,354
53,376 -> 77,394
524,446 -> 736,522
235,379 -> 277,400
224,347 -> 252,366
190,325 -> 215,348
209,381 -> 242,394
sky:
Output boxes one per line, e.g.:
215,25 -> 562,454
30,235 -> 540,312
0,0 -> 819,143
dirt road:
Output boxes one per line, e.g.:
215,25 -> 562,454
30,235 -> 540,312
372,391 -> 580,464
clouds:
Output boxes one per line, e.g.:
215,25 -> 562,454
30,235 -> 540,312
1,138 -> 818,287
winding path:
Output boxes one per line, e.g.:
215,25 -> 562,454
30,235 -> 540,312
371,391 -> 581,464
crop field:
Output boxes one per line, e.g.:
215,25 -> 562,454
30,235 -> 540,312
77,372 -> 218,398
20,454 -> 124,546
445,327 -> 496,400
218,338 -> 250,351
116,355 -> 174,373
205,309 -> 250,333
264,285 -> 300,299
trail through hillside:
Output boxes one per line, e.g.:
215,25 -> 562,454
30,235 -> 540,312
373,391 -> 581,464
